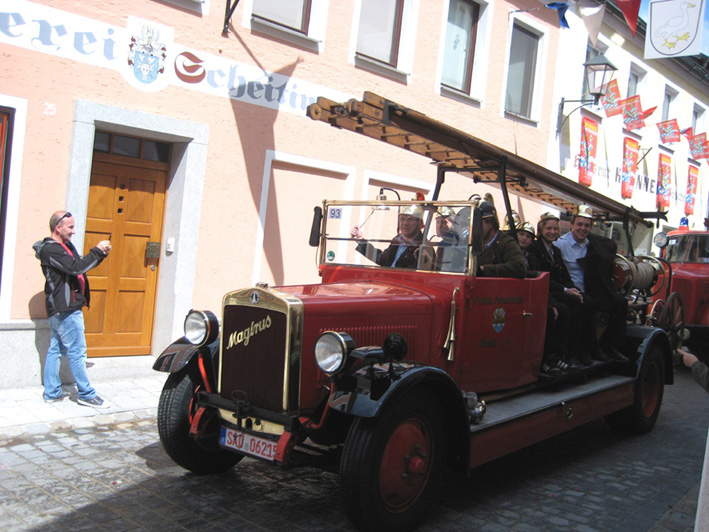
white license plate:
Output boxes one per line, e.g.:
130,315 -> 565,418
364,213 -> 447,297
220,426 -> 277,461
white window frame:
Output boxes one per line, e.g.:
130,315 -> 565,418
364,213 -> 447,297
242,0 -> 329,53
349,0 -> 420,83
160,0 -> 210,15
661,85 -> 678,123
502,14 -> 547,123
627,63 -> 647,99
437,0 -> 491,104
692,103 -> 705,133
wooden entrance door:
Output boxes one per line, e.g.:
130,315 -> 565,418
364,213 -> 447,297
83,152 -> 167,357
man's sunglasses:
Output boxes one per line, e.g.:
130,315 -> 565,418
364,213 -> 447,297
58,212 -> 72,223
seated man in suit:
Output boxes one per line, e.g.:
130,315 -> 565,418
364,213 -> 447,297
554,205 -> 628,362
351,205 -> 434,269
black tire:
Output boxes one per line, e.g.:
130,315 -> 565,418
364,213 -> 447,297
339,389 -> 448,532
605,345 -> 665,434
157,370 -> 243,474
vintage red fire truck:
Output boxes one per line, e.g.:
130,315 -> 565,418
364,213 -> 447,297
153,93 -> 674,531
653,221 -> 709,359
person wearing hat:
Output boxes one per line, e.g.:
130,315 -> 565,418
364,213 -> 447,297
516,221 -> 535,265
432,206 -> 466,272
476,201 -> 526,279
554,205 -> 628,362
517,220 -> 570,376
351,205 -> 434,269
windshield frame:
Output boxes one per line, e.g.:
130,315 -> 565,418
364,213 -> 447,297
318,200 -> 477,275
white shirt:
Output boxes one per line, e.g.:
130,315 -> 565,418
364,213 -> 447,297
554,232 -> 588,292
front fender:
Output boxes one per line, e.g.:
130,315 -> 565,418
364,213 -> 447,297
152,337 -> 220,374
328,364 -> 471,472
626,324 -> 673,384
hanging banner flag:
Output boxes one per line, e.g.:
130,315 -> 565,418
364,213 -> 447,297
620,96 -> 645,130
546,3 -> 571,28
657,119 -> 681,143
685,165 -> 698,215
579,117 -> 598,186
615,0 -> 642,35
690,132 -> 709,159
657,153 -> 672,209
681,126 -> 694,140
576,0 -> 606,46
600,79 -> 623,117
622,137 -> 639,199
645,0 -> 705,60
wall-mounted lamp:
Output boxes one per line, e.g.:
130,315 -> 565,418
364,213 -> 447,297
377,187 -> 401,201
556,54 -> 618,135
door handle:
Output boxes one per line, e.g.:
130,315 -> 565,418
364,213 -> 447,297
522,311 -> 533,318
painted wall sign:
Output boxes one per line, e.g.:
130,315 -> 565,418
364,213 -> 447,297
0,0 -> 349,115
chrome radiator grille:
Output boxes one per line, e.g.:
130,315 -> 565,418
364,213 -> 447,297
219,288 -> 303,413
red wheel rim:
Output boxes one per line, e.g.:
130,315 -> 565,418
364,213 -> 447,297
379,417 -> 433,513
641,360 -> 660,417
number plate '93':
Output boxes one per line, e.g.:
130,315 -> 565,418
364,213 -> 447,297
220,426 -> 277,461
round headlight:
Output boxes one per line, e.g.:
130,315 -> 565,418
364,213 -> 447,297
314,332 -> 354,376
653,232 -> 668,248
184,310 -> 219,346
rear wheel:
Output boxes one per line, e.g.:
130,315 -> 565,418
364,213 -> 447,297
157,370 -> 243,474
605,345 -> 665,434
339,389 -> 448,532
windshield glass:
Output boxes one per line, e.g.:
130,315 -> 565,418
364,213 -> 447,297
320,201 -> 473,274
665,234 -> 709,263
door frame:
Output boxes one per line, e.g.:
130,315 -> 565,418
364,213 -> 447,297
66,100 -> 209,355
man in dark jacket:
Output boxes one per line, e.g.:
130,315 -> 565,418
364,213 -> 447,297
33,211 -> 111,407
527,212 -> 595,366
476,201 -> 526,279
555,205 -> 628,362
351,205 -> 434,269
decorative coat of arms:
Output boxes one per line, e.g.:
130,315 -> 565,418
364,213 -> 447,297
492,308 -> 506,333
648,0 -> 703,57
128,26 -> 166,84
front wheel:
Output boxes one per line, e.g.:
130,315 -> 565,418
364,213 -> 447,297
605,345 -> 665,434
339,388 -> 448,532
157,369 -> 243,474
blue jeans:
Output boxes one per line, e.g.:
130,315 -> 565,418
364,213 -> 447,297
43,310 -> 96,401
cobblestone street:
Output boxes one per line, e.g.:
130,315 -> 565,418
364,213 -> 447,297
1,368 -> 707,532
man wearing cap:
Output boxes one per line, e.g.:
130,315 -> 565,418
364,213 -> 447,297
433,206 -> 466,272
554,205 -> 628,362
476,201 -> 526,279
351,205 -> 434,269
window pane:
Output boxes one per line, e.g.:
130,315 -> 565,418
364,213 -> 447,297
662,89 -> 672,122
582,46 -> 599,98
112,135 -> 141,158
253,0 -> 308,32
143,140 -> 170,162
442,0 -> 477,91
357,0 -> 400,65
627,71 -> 638,97
506,24 -> 538,118
93,131 -> 110,153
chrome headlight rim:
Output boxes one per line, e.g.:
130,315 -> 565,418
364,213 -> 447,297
184,310 -> 219,347
314,331 -> 354,376
653,231 -> 668,249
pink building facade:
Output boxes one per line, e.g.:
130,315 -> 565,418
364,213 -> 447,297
0,0 -> 596,387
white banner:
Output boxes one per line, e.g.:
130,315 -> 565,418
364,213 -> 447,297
645,0 -> 705,59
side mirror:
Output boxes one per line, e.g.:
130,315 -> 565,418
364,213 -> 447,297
653,231 -> 668,249
309,206 -> 323,247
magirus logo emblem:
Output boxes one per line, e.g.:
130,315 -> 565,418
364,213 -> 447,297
250,291 -> 260,304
